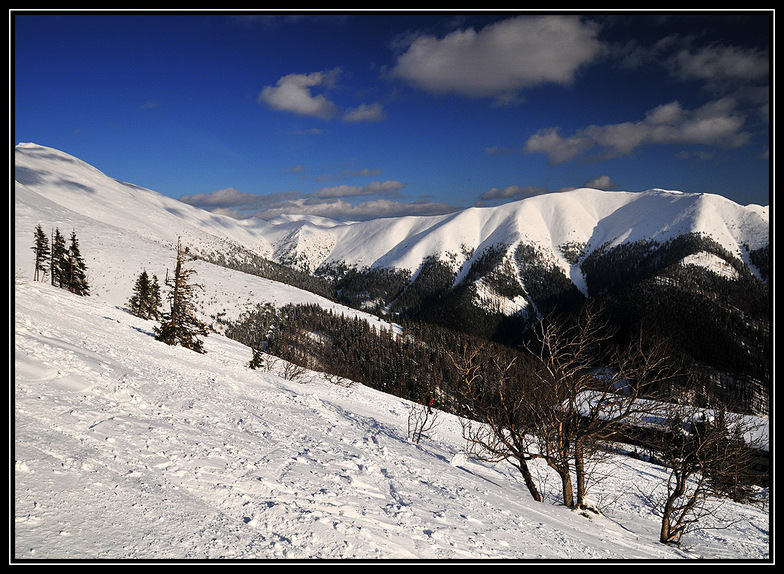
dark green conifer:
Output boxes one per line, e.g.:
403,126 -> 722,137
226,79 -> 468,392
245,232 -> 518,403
129,269 -> 162,319
154,238 -> 208,353
50,228 -> 68,288
66,230 -> 90,296
31,224 -> 50,282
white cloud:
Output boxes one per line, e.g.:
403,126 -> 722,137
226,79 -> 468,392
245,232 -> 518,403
670,44 -> 769,86
343,102 -> 386,123
258,69 -> 341,119
178,181 -> 455,222
389,15 -> 604,102
524,98 -> 751,164
253,197 -> 458,221
179,187 -> 301,211
476,184 -> 548,205
315,180 -> 404,199
259,70 -> 385,123
583,175 -> 616,190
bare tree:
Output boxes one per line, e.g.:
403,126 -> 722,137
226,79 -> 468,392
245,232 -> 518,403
633,396 -> 766,545
451,344 -> 544,503
524,303 -> 686,509
407,399 -> 439,445
453,302 -> 685,509
281,360 -> 308,382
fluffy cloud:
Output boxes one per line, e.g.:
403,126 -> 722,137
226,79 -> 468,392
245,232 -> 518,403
342,102 -> 386,123
583,175 -> 617,190
259,69 -> 385,122
258,69 -> 341,119
670,44 -> 769,86
253,197 -> 458,221
390,15 -> 604,102
524,98 -> 751,164
315,180 -> 404,199
475,185 -> 548,205
179,187 -> 301,211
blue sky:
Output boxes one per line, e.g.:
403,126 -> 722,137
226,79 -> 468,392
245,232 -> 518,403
13,11 -> 771,220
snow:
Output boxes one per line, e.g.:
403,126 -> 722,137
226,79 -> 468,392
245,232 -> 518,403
680,251 -> 740,280
12,142 -> 771,561
13,280 -> 771,561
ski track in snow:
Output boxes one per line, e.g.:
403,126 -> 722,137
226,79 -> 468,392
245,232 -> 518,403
13,281 -> 770,561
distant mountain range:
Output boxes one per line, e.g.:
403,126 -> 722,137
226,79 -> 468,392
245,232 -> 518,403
13,142 -> 770,414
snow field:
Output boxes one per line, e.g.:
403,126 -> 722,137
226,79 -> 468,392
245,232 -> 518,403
13,281 -> 769,561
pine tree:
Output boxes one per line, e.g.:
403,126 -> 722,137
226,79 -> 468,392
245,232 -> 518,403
154,238 -> 208,353
148,274 -> 162,320
248,345 -> 265,370
50,228 -> 68,288
31,224 -> 50,282
128,270 -> 162,319
66,230 -> 90,296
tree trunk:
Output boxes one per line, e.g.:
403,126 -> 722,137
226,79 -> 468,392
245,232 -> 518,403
574,437 -> 587,508
659,510 -> 674,544
516,460 -> 542,502
559,468 -> 574,508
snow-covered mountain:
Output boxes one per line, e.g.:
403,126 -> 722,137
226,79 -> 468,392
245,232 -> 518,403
14,142 -> 769,326
13,143 -> 390,329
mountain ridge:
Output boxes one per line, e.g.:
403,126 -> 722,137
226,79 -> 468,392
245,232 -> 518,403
14,142 -> 769,289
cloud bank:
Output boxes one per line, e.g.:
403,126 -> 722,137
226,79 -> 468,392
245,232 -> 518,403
524,97 -> 752,164
179,182 -> 458,222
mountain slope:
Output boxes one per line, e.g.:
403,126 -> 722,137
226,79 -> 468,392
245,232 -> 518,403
13,143 -> 392,331
13,278 -> 769,560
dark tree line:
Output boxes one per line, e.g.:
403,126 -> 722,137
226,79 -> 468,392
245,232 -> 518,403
31,224 -> 90,296
220,300 -> 522,409
580,232 -> 754,298
514,242 -> 584,318
599,256 -> 770,415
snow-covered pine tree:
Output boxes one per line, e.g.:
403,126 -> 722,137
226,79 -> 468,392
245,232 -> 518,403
31,224 -> 50,282
154,238 -> 208,353
66,230 -> 90,296
50,228 -> 68,288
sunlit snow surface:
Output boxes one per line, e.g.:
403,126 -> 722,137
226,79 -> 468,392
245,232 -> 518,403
13,281 -> 770,560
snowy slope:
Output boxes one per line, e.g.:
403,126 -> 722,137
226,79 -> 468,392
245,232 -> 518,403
13,280 -> 770,560
13,143 -> 395,331
14,143 -> 274,259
